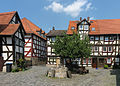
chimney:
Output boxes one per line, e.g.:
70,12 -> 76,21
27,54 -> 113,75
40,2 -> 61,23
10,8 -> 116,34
80,17 -> 82,21
52,26 -> 55,30
87,17 -> 90,22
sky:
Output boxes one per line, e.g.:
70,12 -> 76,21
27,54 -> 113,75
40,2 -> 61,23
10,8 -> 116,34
0,0 -> 120,33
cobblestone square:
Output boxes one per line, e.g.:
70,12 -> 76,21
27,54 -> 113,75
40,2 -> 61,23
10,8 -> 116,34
0,66 -> 120,86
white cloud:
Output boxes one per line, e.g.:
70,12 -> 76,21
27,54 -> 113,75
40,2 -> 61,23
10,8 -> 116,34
44,0 -> 93,17
85,3 -> 92,11
44,2 -> 63,13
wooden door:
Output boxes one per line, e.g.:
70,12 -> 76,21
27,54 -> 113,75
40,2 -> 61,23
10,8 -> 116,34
92,58 -> 97,68
99,58 -> 104,67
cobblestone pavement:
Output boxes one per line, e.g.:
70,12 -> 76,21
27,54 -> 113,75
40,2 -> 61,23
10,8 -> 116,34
0,66 -> 120,86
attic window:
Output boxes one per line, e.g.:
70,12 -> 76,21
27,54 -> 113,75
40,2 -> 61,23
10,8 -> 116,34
92,28 -> 95,31
71,27 -> 75,30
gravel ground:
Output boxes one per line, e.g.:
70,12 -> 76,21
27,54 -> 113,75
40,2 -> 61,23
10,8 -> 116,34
0,66 -> 120,86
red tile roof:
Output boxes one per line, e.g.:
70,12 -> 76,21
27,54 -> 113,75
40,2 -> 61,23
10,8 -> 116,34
0,11 -> 21,35
0,24 -> 20,35
89,19 -> 120,35
67,19 -> 120,35
21,18 -> 46,40
66,21 -> 79,34
0,11 -> 16,24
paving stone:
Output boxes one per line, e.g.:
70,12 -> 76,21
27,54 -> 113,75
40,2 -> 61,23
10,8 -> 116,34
0,66 -> 119,86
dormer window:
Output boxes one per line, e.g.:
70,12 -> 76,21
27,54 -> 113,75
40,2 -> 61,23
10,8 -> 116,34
71,27 -> 75,30
92,28 -> 95,31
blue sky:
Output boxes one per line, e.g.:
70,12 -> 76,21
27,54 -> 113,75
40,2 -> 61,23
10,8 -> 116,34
0,0 -> 120,33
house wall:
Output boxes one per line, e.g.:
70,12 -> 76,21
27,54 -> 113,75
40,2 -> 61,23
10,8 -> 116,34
24,34 -> 47,65
47,37 -> 60,65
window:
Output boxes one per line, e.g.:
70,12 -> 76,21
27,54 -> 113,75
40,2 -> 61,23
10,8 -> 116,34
90,36 -> 94,40
115,58 -> 119,62
79,25 -> 83,30
92,28 -> 95,31
108,46 -> 112,52
83,59 -> 86,64
91,46 -> 94,51
47,38 -> 50,41
105,36 -> 109,41
94,46 -> 98,51
100,36 -> 104,40
110,36 -> 113,41
107,58 -> 111,64
88,59 -> 91,64
95,36 -> 99,40
84,25 -> 89,30
51,37 -> 55,42
103,46 -> 107,52
71,27 -> 75,29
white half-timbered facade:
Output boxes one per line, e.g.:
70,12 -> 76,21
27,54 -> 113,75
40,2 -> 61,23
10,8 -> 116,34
0,11 -> 25,72
21,18 -> 47,65
67,17 -> 120,68
46,27 -> 66,65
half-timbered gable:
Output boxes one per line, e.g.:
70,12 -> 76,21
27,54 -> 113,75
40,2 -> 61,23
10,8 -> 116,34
0,11 -> 26,72
21,18 -> 47,65
67,17 -> 120,68
46,27 -> 67,65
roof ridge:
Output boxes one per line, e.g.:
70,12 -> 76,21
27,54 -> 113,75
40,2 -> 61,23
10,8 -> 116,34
0,11 -> 16,15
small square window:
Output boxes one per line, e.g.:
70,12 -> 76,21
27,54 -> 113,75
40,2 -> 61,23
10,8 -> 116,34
90,36 -> 94,40
100,36 -> 104,40
71,27 -> 75,29
92,28 -> 95,31
84,25 -> 88,30
105,36 -> 109,41
110,36 -> 113,41
95,36 -> 99,40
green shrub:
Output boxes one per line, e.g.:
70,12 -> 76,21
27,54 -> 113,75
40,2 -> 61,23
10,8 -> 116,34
104,64 -> 108,69
12,68 -> 19,72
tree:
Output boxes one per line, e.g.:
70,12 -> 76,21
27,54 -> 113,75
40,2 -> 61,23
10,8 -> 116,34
51,33 -> 91,66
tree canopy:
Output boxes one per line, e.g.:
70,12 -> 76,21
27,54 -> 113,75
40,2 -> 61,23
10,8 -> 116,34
51,33 -> 91,60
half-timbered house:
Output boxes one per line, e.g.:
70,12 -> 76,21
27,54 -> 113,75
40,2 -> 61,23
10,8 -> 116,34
46,27 -> 66,66
67,17 -> 120,68
21,18 -> 47,65
0,11 -> 26,72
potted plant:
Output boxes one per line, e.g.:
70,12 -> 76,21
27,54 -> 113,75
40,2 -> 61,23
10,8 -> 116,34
104,64 -> 108,69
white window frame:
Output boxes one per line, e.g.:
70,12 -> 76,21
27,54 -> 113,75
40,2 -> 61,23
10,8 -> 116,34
107,58 -> 111,64
90,36 -> 94,40
103,46 -> 107,52
94,46 -> 98,51
108,46 -> 112,52
95,36 -> 99,40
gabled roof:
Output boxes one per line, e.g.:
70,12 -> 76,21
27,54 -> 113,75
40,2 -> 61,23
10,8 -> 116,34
0,11 -> 16,24
67,18 -> 120,35
0,11 -> 22,36
89,19 -> 120,35
21,17 -> 46,40
0,24 -> 20,35
47,30 -> 67,37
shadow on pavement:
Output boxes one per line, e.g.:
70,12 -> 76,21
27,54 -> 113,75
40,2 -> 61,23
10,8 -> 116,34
110,69 -> 120,86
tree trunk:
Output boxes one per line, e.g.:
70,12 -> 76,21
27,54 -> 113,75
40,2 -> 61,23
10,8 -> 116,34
81,57 -> 83,67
